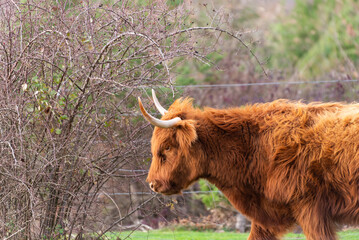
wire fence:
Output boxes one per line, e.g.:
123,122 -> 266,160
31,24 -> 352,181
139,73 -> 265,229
174,78 -> 359,88
101,190 -> 221,196
113,78 -> 359,117
130,78 -> 359,90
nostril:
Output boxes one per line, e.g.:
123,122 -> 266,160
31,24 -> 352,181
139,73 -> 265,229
149,180 -> 162,192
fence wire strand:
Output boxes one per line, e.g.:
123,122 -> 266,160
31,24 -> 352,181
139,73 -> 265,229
174,79 -> 359,88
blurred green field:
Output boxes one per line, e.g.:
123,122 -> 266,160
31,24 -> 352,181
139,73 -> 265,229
105,229 -> 359,240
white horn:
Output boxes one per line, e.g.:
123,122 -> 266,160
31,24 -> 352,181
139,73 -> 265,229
138,97 -> 181,128
152,89 -> 168,115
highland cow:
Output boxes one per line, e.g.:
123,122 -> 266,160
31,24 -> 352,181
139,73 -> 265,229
138,90 -> 359,240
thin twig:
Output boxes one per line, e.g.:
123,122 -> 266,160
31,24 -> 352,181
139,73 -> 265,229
95,194 -> 157,239
164,26 -> 268,79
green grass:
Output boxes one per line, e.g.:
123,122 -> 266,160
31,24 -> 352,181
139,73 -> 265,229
105,229 -> 359,240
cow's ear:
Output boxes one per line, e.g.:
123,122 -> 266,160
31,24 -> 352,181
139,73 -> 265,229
175,120 -> 197,149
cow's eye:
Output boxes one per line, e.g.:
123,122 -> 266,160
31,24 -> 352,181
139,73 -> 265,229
161,154 -> 166,164
165,146 -> 171,151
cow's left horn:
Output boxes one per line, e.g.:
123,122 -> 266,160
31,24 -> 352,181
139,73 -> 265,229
152,89 -> 168,115
138,97 -> 181,128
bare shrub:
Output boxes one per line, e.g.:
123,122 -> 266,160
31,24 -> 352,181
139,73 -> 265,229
0,0 -> 258,238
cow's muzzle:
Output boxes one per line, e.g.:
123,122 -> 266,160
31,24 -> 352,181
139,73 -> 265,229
148,180 -> 181,195
148,180 -> 163,193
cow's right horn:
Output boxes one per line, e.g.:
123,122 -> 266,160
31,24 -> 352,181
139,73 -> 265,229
138,97 -> 181,128
152,89 -> 168,115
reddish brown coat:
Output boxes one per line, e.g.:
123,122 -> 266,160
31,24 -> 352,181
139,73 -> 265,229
145,98 -> 359,240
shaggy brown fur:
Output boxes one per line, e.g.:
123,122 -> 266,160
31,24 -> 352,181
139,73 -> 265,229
145,98 -> 359,240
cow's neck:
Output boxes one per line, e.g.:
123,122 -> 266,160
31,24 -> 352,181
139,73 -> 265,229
197,106 -> 266,201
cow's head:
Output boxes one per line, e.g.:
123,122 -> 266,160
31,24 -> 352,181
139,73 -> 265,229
138,90 -> 202,195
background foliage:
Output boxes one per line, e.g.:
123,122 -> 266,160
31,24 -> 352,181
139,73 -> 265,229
269,0 -> 359,79
1,0 -> 359,239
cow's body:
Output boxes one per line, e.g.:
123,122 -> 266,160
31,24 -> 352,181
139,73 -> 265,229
139,93 -> 359,240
